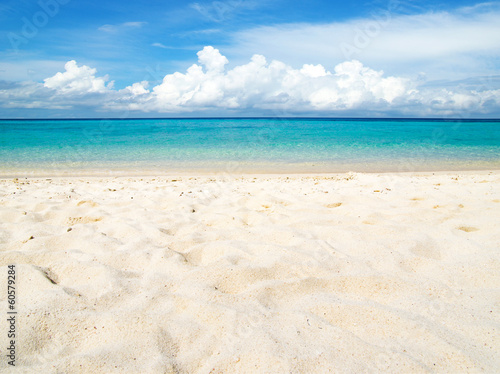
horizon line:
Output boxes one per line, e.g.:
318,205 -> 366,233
1,117 -> 500,121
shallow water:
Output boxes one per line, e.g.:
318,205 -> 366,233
1,118 -> 499,174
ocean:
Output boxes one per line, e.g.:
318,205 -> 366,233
1,118 -> 499,175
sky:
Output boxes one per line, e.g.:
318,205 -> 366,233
0,0 -> 500,118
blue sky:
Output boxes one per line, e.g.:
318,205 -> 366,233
1,0 -> 500,117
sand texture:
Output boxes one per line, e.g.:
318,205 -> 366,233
0,172 -> 499,373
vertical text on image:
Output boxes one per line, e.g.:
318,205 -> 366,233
6,264 -> 17,366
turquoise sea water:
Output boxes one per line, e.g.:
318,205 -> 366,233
1,118 -> 499,174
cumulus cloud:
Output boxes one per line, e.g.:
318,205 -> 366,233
43,60 -> 113,94
197,46 -> 229,73
2,46 -> 500,117
143,47 -> 412,113
122,81 -> 149,96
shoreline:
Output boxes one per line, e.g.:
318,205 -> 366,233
1,165 -> 500,178
1,170 -> 499,183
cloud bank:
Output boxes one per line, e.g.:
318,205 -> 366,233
1,46 -> 500,117
227,2 -> 500,81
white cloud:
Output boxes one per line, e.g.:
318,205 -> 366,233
143,47 -> 413,112
122,22 -> 147,28
152,42 -> 170,49
226,3 -> 500,81
122,81 -> 149,96
43,60 -> 113,94
190,0 -> 257,22
98,21 -> 147,33
197,46 -> 229,73
2,46 -> 500,117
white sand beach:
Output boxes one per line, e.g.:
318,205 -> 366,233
0,171 -> 499,373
